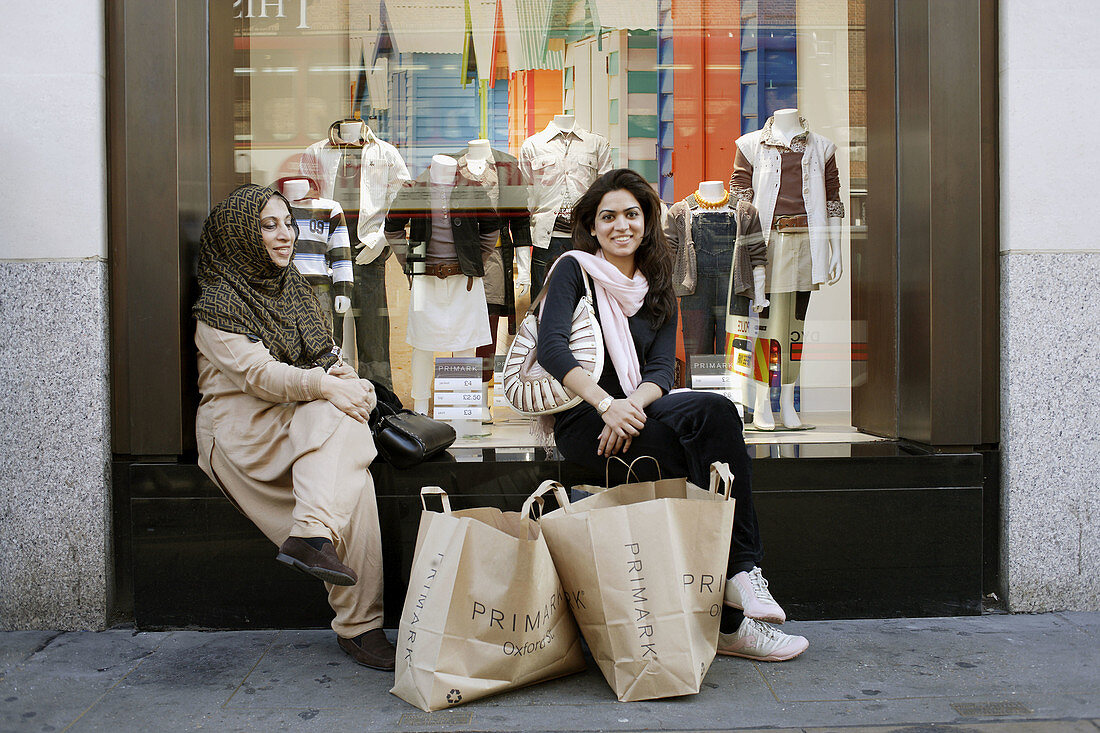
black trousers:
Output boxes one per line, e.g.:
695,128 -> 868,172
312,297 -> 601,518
553,389 -> 763,576
531,234 -> 572,299
350,258 -> 393,391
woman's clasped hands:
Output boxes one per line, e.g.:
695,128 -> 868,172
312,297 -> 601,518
597,396 -> 647,457
322,367 -> 377,423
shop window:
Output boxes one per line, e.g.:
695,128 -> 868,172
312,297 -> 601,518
222,0 -> 872,449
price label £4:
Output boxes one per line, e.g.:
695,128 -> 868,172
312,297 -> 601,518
435,377 -> 480,391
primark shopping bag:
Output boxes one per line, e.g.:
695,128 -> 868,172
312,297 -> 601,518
390,487 -> 586,711
533,461 -> 735,702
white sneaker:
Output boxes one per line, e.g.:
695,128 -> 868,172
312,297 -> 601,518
717,618 -> 808,662
725,566 -> 786,623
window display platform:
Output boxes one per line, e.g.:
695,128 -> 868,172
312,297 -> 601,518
117,438 -> 985,631
453,412 -> 881,450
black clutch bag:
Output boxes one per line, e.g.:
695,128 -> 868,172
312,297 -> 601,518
370,402 -> 456,470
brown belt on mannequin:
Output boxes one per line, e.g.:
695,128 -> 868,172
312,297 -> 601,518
422,262 -> 474,291
773,214 -> 809,231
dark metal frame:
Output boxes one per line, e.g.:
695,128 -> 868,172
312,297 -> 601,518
108,2 -> 1000,456
853,0 -> 999,446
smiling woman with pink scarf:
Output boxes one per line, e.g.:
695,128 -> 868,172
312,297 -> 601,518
536,168 -> 810,663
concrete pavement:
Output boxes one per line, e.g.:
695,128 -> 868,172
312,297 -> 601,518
1,613 -> 1097,732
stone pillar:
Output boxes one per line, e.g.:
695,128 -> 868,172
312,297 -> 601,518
1000,0 -> 1100,611
0,0 -> 111,629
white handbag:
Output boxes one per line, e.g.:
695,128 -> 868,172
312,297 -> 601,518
502,273 -> 605,415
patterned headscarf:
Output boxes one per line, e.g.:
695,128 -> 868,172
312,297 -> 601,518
192,184 -> 338,370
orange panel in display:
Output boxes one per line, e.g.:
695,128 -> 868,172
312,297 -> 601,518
508,69 -> 563,154
671,0 -> 740,200
703,0 -> 740,183
671,0 -> 704,201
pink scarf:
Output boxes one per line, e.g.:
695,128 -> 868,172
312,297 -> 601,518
548,250 -> 648,395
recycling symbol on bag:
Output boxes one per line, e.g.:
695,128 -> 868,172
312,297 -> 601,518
446,689 -> 462,704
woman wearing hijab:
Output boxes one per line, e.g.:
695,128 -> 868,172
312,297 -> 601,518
536,169 -> 809,662
193,184 -> 394,670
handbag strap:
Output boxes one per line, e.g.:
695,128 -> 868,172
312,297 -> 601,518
709,462 -> 734,499
528,258 -> 595,319
420,486 -> 452,514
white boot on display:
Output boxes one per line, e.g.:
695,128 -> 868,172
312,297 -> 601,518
780,383 -> 802,428
752,383 -> 775,430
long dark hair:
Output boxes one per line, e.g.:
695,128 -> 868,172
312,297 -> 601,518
571,169 -> 676,329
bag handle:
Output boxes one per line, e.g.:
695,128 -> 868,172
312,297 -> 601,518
627,455 -> 661,481
605,455 -> 662,486
520,490 -> 546,522
709,462 -> 734,499
528,479 -> 570,511
420,486 -> 452,514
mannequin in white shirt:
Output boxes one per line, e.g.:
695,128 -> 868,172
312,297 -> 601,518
741,109 -> 845,431
770,109 -> 843,284
514,119 -> 556,293
552,113 -> 575,132
520,112 -> 612,297
408,155 -> 481,415
284,178 -> 350,316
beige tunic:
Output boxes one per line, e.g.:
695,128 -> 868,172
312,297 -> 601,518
195,321 -> 384,637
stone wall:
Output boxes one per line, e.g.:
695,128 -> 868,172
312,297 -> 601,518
1000,0 -> 1100,611
0,0 -> 110,629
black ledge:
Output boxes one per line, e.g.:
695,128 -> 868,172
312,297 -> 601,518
119,440 -> 984,630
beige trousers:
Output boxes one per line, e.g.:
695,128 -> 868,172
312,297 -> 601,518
208,400 -> 384,638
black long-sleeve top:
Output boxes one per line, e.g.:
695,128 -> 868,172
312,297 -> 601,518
536,257 -> 677,430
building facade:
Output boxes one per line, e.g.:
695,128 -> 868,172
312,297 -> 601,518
0,0 -> 1095,630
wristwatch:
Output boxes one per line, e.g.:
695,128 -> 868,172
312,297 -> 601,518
596,396 -> 614,415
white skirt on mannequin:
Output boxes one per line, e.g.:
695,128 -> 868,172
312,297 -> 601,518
406,274 -> 492,351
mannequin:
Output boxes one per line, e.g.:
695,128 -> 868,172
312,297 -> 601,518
411,156 -> 460,414
300,118 -> 411,390
338,120 -> 363,144
462,140 -> 499,423
696,180 -> 768,314
284,177 -> 350,316
552,113 -> 575,132
386,154 -> 498,416
272,176 -> 354,345
466,138 -> 491,175
519,112 -> 613,296
429,154 -> 457,184
448,140 -> 533,424
664,180 -> 768,386
731,108 -> 845,430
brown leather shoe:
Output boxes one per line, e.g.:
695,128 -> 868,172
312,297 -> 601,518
276,537 -> 357,586
338,629 -> 396,670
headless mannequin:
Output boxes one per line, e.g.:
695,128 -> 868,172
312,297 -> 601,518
751,109 -> 843,430
466,139 -> 499,423
284,178 -> 350,315
466,138 -> 491,176
553,113 -> 575,133
409,155 -> 477,415
517,113 -> 582,294
337,120 -> 363,145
